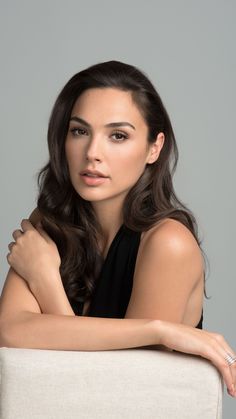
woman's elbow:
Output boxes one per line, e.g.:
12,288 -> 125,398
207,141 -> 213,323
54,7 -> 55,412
0,312 -> 33,348
0,317 -> 15,347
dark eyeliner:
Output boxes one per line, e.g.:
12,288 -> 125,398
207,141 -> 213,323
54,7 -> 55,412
111,131 -> 128,142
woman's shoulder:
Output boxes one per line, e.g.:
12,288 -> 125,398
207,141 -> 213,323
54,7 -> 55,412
140,217 -> 201,257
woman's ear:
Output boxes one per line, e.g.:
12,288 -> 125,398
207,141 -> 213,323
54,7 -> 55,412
146,132 -> 165,164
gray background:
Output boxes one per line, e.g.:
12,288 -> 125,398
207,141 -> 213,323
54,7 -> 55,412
0,0 -> 235,416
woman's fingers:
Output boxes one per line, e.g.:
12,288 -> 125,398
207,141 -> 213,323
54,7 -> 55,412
203,338 -> 236,397
228,363 -> 236,397
11,220 -> 37,244
12,229 -> 23,240
211,334 -> 236,397
195,331 -> 236,397
10,220 -> 42,250
8,242 -> 15,252
9,219 -> 58,258
22,218 -> 53,243
20,218 -> 36,232
11,219 -> 52,245
159,322 -> 236,398
7,216 -> 61,285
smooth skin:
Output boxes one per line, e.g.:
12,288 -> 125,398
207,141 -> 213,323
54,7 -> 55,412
0,88 -> 235,397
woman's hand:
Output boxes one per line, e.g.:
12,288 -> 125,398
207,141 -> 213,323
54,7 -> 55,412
6,219 -> 61,290
157,320 -> 236,398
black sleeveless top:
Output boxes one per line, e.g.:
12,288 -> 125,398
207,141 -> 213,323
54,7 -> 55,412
72,224 -> 203,329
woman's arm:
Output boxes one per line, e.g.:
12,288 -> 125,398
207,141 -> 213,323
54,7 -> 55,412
0,266 -> 235,397
0,262 -> 236,397
0,268 -> 156,350
2,211 -> 236,397
125,218 -> 204,326
7,211 -> 75,316
29,208 -> 75,315
29,271 -> 75,316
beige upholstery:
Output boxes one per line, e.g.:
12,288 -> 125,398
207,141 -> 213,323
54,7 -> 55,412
0,347 -> 223,418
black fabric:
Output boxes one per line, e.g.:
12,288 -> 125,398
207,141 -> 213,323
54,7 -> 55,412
88,224 -> 141,318
72,224 -> 203,329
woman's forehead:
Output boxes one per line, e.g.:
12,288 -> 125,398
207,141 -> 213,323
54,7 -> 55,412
71,88 -> 147,129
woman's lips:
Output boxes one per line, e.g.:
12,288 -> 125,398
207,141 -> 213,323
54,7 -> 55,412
80,174 -> 109,186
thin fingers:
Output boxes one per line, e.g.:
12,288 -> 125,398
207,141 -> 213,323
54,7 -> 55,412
21,218 -> 35,231
6,242 -> 15,264
12,229 -> 23,240
8,242 -> 15,251
11,219 -> 51,246
214,335 -> 236,397
205,333 -> 236,397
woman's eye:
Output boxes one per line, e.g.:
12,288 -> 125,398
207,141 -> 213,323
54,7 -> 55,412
70,127 -> 87,136
111,132 -> 128,142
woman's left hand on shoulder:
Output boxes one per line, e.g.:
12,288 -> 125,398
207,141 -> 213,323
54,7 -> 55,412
6,219 -> 61,289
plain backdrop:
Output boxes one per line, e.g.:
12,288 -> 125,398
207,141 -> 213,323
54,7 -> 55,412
0,1 -> 235,417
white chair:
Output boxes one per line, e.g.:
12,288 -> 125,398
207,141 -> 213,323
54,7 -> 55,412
0,346 -> 223,418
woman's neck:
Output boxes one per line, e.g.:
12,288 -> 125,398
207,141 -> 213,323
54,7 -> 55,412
91,199 -> 124,254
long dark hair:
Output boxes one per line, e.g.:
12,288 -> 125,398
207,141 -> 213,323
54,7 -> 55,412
36,60 -> 209,309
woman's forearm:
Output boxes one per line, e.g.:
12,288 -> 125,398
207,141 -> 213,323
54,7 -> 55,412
29,273 -> 75,316
2,313 -> 236,398
1,311 -> 158,351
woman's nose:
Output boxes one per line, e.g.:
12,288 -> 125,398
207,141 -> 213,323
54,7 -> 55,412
85,137 -> 103,162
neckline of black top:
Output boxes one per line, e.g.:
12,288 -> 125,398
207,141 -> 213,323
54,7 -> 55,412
102,223 -> 125,262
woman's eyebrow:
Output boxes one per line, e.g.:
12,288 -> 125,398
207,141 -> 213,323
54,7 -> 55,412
69,116 -> 136,130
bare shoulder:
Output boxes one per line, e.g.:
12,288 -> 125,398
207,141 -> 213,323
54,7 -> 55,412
124,217 -> 204,321
28,207 -> 42,227
138,217 -> 204,286
141,217 -> 202,258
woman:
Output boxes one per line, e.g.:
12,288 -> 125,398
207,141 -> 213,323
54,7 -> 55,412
0,60 -> 235,397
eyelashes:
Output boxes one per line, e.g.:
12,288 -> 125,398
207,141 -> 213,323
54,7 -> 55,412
69,127 -> 128,142
70,128 -> 87,136
112,132 -> 128,142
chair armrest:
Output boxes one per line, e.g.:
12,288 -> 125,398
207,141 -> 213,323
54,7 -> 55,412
0,347 -> 223,419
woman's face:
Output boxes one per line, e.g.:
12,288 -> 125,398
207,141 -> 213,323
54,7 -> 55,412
65,87 -> 164,206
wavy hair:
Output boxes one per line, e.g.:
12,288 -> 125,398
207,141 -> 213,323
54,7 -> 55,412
36,60 -> 209,311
